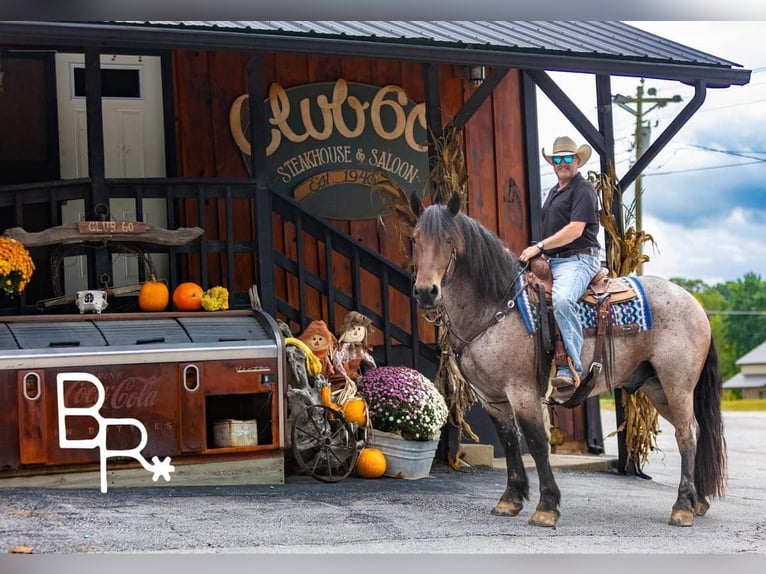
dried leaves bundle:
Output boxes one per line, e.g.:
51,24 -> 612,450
590,163 -> 661,472
435,321 -> 480,469
589,167 -> 657,277
370,126 -> 476,464
606,390 -> 663,471
369,168 -> 419,267
423,126 -> 477,463
425,125 -> 468,205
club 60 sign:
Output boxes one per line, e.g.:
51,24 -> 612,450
230,79 -> 428,220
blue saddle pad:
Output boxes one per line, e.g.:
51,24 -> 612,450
518,276 -> 653,335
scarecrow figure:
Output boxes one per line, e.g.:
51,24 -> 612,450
333,311 -> 377,381
297,319 -> 338,380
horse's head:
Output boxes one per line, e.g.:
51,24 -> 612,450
411,193 -> 464,309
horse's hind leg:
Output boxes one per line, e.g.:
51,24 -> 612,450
668,418 -> 700,527
639,378 -> 699,527
486,403 -> 529,518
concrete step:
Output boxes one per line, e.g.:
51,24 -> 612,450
459,442 -> 617,473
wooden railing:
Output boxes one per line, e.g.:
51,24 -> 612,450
0,178 -> 438,371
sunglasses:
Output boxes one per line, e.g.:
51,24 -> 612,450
552,155 -> 575,165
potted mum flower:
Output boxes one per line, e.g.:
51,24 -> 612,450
357,365 -> 448,441
0,237 -> 35,297
356,366 -> 448,479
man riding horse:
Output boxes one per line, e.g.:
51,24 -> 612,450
519,136 -> 602,402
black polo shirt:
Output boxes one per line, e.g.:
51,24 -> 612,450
541,172 -> 600,254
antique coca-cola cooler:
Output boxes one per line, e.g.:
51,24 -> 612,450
0,310 -> 286,487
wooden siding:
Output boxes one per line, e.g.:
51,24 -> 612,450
171,51 -> 530,343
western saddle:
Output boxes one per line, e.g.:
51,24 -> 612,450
525,256 -> 638,407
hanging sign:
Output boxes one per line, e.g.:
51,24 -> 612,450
230,79 -> 428,220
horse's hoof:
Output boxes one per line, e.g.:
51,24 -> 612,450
491,499 -> 523,517
529,509 -> 560,527
694,499 -> 710,516
668,508 -> 694,527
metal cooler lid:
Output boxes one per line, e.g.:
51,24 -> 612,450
95,318 -> 192,346
7,321 -> 107,349
177,315 -> 272,343
0,323 -> 20,350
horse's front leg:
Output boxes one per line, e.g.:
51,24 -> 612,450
486,403 -> 529,518
513,401 -> 561,527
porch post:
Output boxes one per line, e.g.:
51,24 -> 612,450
248,52 -> 275,315
84,47 -> 112,289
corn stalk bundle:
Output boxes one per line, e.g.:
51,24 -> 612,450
589,164 -> 661,471
369,169 -> 419,268
425,125 -> 468,205
371,126 -> 477,467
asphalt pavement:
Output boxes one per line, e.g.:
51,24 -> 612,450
0,410 -> 764,557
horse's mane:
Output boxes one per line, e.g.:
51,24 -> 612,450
418,204 -> 520,304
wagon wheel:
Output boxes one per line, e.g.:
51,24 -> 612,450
291,404 -> 359,483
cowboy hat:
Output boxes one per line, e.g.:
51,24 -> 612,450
542,136 -> 592,166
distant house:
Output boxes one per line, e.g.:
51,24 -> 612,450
723,341 -> 766,400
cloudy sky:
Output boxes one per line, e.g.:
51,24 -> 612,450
536,21 -> 766,286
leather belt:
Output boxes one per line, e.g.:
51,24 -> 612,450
546,247 -> 600,258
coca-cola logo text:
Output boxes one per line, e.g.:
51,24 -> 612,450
64,375 -> 161,410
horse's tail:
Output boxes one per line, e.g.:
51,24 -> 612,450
693,336 -> 728,499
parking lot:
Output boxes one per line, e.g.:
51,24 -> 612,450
0,411 -> 764,559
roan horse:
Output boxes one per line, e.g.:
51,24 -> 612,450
410,194 -> 727,527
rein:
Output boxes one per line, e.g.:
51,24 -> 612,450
432,257 -> 529,357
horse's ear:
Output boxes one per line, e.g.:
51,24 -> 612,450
447,193 -> 461,217
410,191 -> 423,219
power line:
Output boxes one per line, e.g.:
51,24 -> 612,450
644,159 -> 765,176
683,144 -> 766,162
707,310 -> 766,316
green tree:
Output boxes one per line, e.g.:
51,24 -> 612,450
671,277 -> 738,381
670,277 -> 709,294
721,272 -> 766,360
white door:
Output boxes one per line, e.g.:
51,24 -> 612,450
56,53 -> 168,293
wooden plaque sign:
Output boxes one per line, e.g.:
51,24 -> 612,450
77,221 -> 152,234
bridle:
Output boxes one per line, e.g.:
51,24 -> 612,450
415,243 -> 528,356
412,245 -> 456,323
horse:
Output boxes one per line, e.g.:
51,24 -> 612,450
410,193 -> 727,527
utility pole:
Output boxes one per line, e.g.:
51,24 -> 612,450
610,80 -> 682,480
612,79 -> 681,274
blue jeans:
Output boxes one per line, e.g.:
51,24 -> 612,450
549,254 -> 602,377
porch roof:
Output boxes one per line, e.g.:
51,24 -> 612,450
0,20 -> 751,88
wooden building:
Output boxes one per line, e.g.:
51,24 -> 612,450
723,341 -> 766,400
0,21 -> 751,473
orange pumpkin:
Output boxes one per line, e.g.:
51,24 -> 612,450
138,279 -> 169,312
356,447 -> 386,478
172,282 -> 204,311
343,397 -> 367,426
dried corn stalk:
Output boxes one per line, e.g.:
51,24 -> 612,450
423,126 -> 476,464
371,126 -> 477,466
425,125 -> 468,205
590,164 -> 661,472
591,166 -> 657,277
436,321 -> 480,469
369,169 -> 419,267
605,390 -> 663,470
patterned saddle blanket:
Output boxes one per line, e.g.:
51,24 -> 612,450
518,276 -> 653,336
